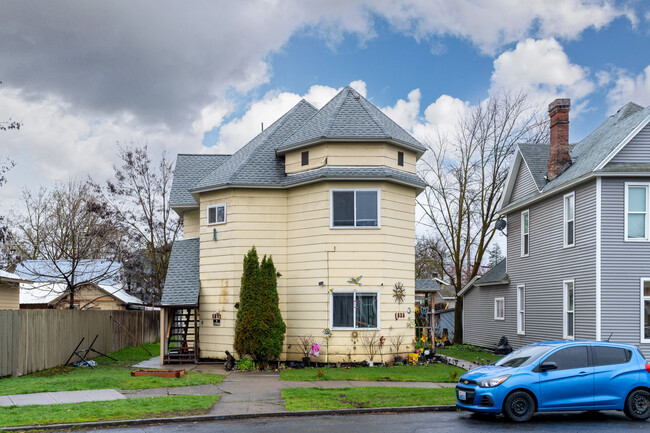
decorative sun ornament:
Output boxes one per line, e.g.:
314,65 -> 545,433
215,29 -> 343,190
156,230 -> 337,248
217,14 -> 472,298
393,282 -> 406,304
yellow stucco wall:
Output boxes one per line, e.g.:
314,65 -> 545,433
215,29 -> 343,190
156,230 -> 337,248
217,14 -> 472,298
193,180 -> 416,362
284,143 -> 417,174
0,281 -> 20,310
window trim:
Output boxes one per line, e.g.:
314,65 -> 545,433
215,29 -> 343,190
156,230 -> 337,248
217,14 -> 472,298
521,209 -> 530,257
330,188 -> 381,229
301,150 -> 309,166
563,192 -> 575,248
625,182 -> 650,242
641,278 -> 650,343
329,289 -> 381,331
563,279 -> 575,340
494,297 -> 505,321
517,285 -> 525,335
206,203 -> 227,226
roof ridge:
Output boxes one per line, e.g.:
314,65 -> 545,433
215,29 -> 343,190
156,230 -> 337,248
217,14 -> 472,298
355,91 -> 391,138
177,153 -> 231,157
323,87 -> 352,137
228,100 -> 309,182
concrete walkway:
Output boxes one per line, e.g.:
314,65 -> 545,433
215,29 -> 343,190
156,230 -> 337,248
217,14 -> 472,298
0,389 -> 125,407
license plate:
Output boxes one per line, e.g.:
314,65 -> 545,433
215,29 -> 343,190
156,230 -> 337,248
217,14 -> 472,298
458,390 -> 466,400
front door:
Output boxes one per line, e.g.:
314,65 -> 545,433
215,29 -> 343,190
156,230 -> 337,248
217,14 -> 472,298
538,345 -> 594,410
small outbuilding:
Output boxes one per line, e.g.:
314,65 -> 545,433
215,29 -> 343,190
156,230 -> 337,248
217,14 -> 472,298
0,270 -> 31,310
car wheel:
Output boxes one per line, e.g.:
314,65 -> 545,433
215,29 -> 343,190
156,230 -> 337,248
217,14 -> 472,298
624,389 -> 650,421
503,391 -> 535,422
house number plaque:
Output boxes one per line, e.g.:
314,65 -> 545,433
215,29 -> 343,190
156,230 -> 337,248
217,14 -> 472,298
395,312 -> 405,320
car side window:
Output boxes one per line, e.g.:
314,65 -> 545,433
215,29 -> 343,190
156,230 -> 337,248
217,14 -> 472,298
593,346 -> 632,366
543,346 -> 589,370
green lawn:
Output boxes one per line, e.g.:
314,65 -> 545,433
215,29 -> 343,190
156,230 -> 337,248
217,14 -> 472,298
280,364 -> 464,382
0,395 -> 219,428
0,342 -> 224,395
436,345 -> 502,364
282,387 -> 456,411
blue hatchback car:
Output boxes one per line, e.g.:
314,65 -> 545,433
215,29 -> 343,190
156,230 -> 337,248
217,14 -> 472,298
455,341 -> 650,422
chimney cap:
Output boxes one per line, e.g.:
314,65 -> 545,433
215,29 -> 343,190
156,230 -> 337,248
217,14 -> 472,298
549,98 -> 571,113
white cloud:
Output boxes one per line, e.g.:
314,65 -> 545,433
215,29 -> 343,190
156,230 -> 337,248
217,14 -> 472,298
607,65 -> 650,111
490,38 -> 595,112
381,89 -> 421,131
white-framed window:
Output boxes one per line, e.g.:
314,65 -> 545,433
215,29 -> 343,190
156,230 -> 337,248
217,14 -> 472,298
207,203 -> 226,225
521,210 -> 530,256
494,297 -> 505,321
330,290 -> 379,330
517,285 -> 525,335
641,279 -> 650,343
626,183 -> 649,241
564,192 -> 575,247
563,280 -> 575,340
330,189 -> 380,228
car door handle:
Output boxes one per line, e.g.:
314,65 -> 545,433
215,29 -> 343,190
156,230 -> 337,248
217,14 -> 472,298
578,371 -> 589,376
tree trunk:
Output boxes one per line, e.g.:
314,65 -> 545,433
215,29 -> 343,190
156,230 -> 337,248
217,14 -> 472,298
453,296 -> 463,344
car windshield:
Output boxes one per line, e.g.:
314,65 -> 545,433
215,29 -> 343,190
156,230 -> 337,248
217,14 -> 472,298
494,345 -> 556,368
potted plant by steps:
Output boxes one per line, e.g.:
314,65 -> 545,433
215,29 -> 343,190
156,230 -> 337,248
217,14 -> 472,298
361,331 -> 380,367
296,334 -> 313,367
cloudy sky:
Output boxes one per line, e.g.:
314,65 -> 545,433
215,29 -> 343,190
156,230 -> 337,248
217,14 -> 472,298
1,0 -> 649,220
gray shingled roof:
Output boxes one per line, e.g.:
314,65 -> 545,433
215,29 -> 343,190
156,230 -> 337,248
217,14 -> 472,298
276,87 -> 427,156
504,102 -> 650,212
476,259 -> 508,286
161,238 -> 200,306
415,279 -> 440,292
15,260 -> 121,285
191,100 -> 318,192
284,165 -> 426,191
170,154 -> 231,208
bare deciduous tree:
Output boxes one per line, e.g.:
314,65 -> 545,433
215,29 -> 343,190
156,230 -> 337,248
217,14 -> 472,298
11,180 -> 125,308
98,143 -> 182,304
415,235 -> 448,280
418,92 -> 548,344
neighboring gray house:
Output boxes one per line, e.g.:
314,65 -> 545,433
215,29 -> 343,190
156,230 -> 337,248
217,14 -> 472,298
461,98 -> 650,356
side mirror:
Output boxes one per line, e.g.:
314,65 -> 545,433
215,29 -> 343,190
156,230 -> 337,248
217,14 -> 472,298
538,361 -> 558,372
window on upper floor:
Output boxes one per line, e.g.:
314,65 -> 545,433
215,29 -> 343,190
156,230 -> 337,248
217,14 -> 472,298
521,210 -> 529,256
207,203 -> 226,225
626,183 -> 649,241
301,151 -> 309,166
331,291 -> 379,329
564,192 -> 575,247
397,151 -> 404,167
331,189 -> 380,228
494,297 -> 505,320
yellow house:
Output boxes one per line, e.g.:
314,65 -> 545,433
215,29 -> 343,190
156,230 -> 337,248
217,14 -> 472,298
161,87 -> 427,364
0,270 -> 30,310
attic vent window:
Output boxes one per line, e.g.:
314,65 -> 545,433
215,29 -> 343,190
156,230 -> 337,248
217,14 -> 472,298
207,203 -> 226,225
301,151 -> 309,166
397,151 -> 404,167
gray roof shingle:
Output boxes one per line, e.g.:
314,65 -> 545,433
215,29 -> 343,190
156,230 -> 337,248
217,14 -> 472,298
191,100 -> 318,192
505,102 -> 650,212
415,279 -> 440,292
277,87 -> 426,155
283,165 -> 426,191
476,259 -> 508,286
161,238 -> 200,306
170,154 -> 231,208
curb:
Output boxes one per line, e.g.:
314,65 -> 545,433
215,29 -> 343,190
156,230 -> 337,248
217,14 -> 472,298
0,405 -> 457,431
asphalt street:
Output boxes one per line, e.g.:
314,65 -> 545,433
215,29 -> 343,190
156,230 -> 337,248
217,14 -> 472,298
80,410 -> 650,432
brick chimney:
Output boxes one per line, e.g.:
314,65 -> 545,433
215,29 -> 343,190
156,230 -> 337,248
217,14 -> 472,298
547,98 -> 571,181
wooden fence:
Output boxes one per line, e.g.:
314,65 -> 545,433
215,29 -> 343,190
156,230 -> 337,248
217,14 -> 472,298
0,309 -> 159,377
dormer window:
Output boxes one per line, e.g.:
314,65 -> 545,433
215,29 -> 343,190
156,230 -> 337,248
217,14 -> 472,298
397,151 -> 404,167
207,203 -> 226,225
301,151 -> 309,166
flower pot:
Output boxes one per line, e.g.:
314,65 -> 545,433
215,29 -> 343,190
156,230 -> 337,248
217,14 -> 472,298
393,356 -> 403,364
302,357 -> 311,368
368,361 -> 374,367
